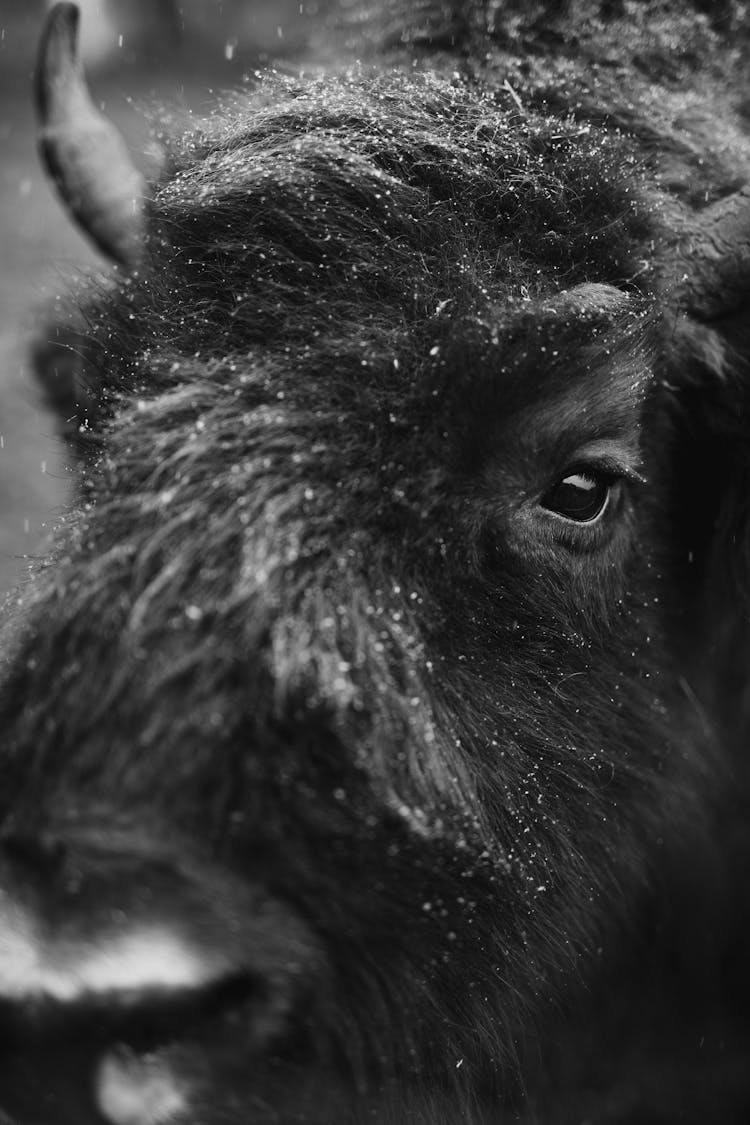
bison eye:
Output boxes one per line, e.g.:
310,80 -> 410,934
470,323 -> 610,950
541,470 -> 612,523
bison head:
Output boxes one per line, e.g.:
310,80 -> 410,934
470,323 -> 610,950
1,3 -> 750,1123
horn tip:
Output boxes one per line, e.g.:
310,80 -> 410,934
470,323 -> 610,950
35,3 -> 81,120
34,0 -> 147,272
45,2 -> 81,36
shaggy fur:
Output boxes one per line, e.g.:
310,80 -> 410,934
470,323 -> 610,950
3,2 -> 750,1123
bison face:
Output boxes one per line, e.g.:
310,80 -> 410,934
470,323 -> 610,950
1,4 -> 749,1124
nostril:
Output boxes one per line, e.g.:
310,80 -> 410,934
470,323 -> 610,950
0,972 -> 301,1125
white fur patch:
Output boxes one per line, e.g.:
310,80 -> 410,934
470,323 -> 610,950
96,1048 -> 187,1125
0,901 -> 221,1003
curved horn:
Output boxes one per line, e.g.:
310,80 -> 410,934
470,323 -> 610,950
667,184 -> 750,321
35,2 -> 146,270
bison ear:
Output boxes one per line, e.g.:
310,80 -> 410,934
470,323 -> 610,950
660,181 -> 750,606
664,185 -> 750,322
35,2 -> 147,269
660,306 -> 750,724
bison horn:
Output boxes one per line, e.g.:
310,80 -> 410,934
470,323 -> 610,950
667,184 -> 750,321
35,2 -> 146,270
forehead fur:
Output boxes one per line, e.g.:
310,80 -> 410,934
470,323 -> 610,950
117,70 -> 650,370
451,286 -> 654,469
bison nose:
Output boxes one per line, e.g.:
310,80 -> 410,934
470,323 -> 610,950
0,832 -> 322,1125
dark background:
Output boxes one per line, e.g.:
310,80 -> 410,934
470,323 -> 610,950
0,0 -> 316,596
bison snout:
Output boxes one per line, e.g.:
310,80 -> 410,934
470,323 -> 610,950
0,831 -> 323,1124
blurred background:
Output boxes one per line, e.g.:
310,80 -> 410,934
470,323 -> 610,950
0,1 -> 323,597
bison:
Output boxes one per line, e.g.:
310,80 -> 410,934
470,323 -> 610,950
1,1 -> 750,1122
